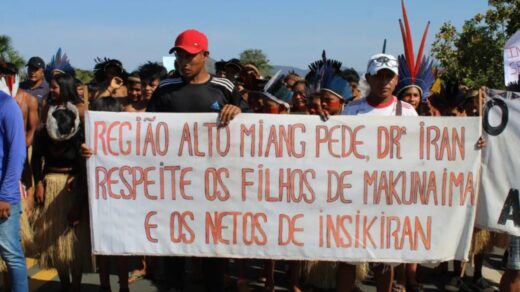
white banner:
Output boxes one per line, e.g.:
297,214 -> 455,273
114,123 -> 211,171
86,112 -> 481,263
478,89 -> 520,235
504,30 -> 520,86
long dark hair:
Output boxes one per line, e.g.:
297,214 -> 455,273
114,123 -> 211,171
52,73 -> 82,104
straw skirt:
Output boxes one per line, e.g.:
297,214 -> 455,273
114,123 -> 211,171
32,173 -> 91,272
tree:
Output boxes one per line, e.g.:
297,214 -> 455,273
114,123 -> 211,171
239,49 -> 273,77
75,68 -> 94,84
431,0 -> 520,89
0,35 -> 25,70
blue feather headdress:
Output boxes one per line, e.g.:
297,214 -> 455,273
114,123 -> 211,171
395,0 -> 434,100
396,55 -> 435,100
45,48 -> 75,80
262,70 -> 292,108
305,51 -> 352,100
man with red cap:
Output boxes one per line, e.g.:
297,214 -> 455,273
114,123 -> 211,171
146,29 -> 242,292
148,29 -> 241,123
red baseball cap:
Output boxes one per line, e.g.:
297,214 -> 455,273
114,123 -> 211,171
169,29 -> 208,54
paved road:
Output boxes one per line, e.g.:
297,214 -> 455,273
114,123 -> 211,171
0,248 -> 506,291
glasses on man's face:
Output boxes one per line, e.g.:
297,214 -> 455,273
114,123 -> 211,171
371,56 -> 398,68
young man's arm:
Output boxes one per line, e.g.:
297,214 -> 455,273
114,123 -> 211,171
25,92 -> 40,147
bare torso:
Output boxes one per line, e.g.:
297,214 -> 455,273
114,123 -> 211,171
15,89 -> 39,146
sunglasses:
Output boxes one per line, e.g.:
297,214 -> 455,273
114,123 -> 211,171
370,56 -> 398,67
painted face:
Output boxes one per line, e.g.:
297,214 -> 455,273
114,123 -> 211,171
263,99 -> 282,114
175,49 -> 208,79
367,69 -> 398,99
320,90 -> 344,116
142,78 -> 160,100
28,65 -> 44,83
127,82 -> 142,100
401,86 -> 421,109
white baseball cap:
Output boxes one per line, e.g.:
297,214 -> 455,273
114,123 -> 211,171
367,53 -> 398,76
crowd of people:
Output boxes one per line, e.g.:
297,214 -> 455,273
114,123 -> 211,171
0,6 -> 519,292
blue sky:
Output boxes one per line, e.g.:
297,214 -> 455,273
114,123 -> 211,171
1,0 -> 489,72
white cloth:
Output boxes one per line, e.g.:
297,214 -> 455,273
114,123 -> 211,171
342,96 -> 417,116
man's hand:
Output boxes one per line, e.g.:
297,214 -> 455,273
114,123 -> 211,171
476,136 -> 487,149
66,175 -> 76,192
219,104 -> 241,127
109,77 -> 124,90
35,182 -> 45,205
311,94 -> 329,121
81,143 -> 93,158
0,201 -> 11,219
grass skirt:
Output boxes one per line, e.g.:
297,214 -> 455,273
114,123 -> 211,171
304,261 -> 369,289
471,228 -> 494,255
32,173 -> 91,273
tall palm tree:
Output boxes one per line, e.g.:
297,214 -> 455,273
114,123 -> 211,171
0,35 -> 25,70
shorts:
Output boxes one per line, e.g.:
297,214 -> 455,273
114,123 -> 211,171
508,235 -> 520,270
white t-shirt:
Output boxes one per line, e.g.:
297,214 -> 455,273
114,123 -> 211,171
342,96 -> 418,116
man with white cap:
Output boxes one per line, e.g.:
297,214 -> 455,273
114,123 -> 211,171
342,53 -> 417,116
336,54 -> 417,292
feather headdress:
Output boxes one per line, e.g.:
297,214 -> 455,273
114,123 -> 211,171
93,57 -> 125,83
395,0 -> 434,100
262,70 -> 292,107
305,51 -> 352,100
45,48 -> 75,80
0,61 -> 20,97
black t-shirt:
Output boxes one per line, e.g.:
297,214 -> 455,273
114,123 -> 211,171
146,75 -> 242,113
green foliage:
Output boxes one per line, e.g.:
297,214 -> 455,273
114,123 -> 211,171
431,0 -> 520,89
0,35 -> 25,71
75,68 -> 94,84
239,49 -> 273,76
